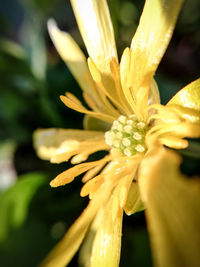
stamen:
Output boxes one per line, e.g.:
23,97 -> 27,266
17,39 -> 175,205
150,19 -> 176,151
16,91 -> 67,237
124,125 -> 132,133
133,132 -> 142,140
122,138 -> 131,146
105,115 -> 147,156
127,120 -> 134,125
135,144 -> 145,152
113,140 -> 120,148
137,122 -> 145,129
124,148 -> 132,157
118,115 -> 127,123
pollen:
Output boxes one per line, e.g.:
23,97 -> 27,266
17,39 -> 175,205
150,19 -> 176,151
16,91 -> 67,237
105,115 -> 147,156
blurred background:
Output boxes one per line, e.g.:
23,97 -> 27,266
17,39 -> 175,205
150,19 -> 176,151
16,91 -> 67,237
0,0 -> 200,266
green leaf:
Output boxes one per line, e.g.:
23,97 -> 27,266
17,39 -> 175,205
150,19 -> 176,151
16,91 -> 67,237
0,38 -> 26,59
0,172 -> 47,243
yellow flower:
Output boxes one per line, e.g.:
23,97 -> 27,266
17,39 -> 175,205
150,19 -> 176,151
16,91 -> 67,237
34,0 -> 200,266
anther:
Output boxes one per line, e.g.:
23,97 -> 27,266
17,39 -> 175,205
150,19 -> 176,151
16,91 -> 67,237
135,144 -> 145,152
122,138 -> 131,147
137,122 -> 145,129
113,140 -> 120,148
133,132 -> 142,140
118,115 -> 127,123
124,125 -> 132,133
105,115 -> 147,156
124,148 -> 132,157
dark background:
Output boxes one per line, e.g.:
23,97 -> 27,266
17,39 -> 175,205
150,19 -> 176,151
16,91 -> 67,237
0,0 -> 200,266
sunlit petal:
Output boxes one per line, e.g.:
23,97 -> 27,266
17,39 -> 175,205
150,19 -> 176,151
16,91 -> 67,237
159,135 -> 188,149
128,0 -> 183,116
90,185 -> 124,267
40,187 -> 111,267
70,0 -> 118,74
47,19 -> 94,96
168,78 -> 200,111
60,95 -> 116,123
33,128 -> 106,162
124,181 -> 145,215
50,156 -> 110,187
139,146 -> 200,267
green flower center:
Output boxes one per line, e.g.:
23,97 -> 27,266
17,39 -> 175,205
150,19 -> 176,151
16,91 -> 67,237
105,115 -> 147,156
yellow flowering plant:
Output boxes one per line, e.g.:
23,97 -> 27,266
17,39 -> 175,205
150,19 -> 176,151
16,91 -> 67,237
34,0 -> 200,266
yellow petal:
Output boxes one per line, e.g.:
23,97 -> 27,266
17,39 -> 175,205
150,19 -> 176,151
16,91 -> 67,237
168,78 -> 200,111
90,186 -> 124,267
169,104 -> 200,123
33,128 -> 106,162
40,187 -> 111,267
128,0 -> 183,112
60,95 -> 115,123
47,19 -> 118,115
124,181 -> 145,215
47,19 -> 93,95
70,0 -> 118,74
149,122 -> 200,139
148,79 -> 160,106
139,146 -> 200,267
50,156 -> 110,187
80,175 -> 104,198
159,135 -> 188,149
78,208 -> 103,267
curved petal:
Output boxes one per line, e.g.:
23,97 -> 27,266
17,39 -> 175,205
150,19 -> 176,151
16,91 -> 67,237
70,0 -> 118,74
78,208 -> 103,267
159,135 -> 189,149
148,122 -> 200,139
33,128 -> 106,162
139,147 -> 200,267
60,95 -> 115,123
128,0 -> 183,114
70,0 -> 125,111
148,79 -> 160,106
47,19 -> 95,96
124,181 -> 145,215
90,185 -> 123,267
168,78 -> 200,111
47,19 -> 119,116
40,187 -> 111,267
50,156 -> 110,187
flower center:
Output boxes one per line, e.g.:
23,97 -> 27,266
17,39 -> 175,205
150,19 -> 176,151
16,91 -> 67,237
105,115 -> 147,156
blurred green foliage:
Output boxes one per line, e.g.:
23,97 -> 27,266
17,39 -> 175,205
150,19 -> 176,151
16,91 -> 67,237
0,172 -> 47,243
0,0 -> 200,266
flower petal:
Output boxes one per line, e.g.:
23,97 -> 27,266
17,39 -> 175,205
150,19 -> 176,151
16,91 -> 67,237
124,181 -> 145,215
40,187 -> 111,267
33,128 -> 106,162
60,95 -> 115,123
148,122 -> 200,139
139,146 -> 200,267
90,185 -> 124,267
47,19 -> 94,96
50,156 -> 110,187
47,19 -> 119,116
128,0 -> 183,114
159,135 -> 189,149
70,0 -> 118,74
168,78 -> 200,111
